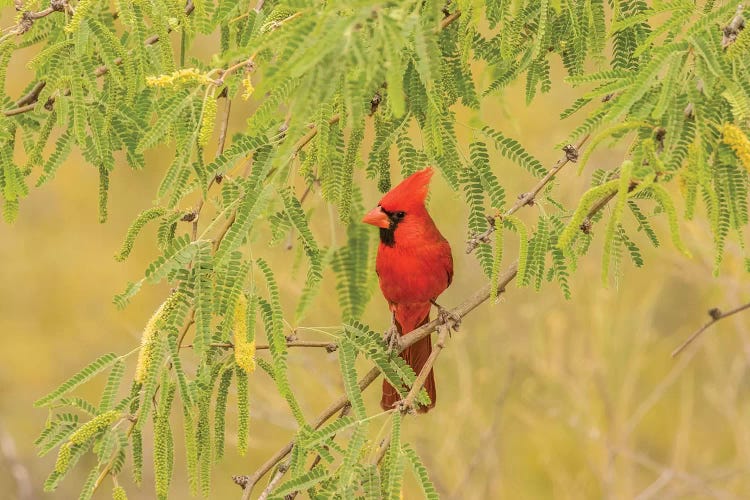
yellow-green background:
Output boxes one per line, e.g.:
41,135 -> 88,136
1,7 -> 750,500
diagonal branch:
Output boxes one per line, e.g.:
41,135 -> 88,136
236,367 -> 381,499
397,324 -> 451,412
466,136 -> 590,253
671,301 -> 750,357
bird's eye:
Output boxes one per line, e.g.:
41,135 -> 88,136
396,211 -> 406,219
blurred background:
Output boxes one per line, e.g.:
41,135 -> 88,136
2,6 -> 750,500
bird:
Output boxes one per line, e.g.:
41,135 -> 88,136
362,166 -> 454,413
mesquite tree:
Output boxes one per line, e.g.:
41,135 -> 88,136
2,0 -> 749,498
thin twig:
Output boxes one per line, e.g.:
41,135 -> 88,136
3,103 -> 37,116
286,404 -> 352,499
183,340 -> 337,351
671,302 -> 750,357
439,10 -> 462,30
238,367 -> 381,499
398,325 -> 450,413
293,115 -> 341,156
466,136 -> 590,253
15,81 -> 45,107
372,434 -> 392,466
257,463 -> 289,500
191,88 -> 231,239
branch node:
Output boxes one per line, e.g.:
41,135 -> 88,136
50,0 -> 67,12
708,307 -> 722,320
518,192 -> 535,207
722,4 -> 745,49
18,12 -> 34,34
325,343 -> 338,353
370,91 -> 382,115
233,475 -> 250,489
181,211 -> 197,222
562,144 -> 579,162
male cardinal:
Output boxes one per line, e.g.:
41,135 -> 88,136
362,167 -> 453,413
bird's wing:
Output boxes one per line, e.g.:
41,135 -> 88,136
439,238 -> 454,287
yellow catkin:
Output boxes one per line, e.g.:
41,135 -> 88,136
260,6 -> 298,33
233,294 -> 256,374
198,94 -> 217,147
722,123 -> 750,172
54,442 -> 72,474
64,0 -> 94,33
69,410 -> 119,445
112,486 -> 128,500
146,68 -> 213,88
241,73 -> 254,101
134,294 -> 180,383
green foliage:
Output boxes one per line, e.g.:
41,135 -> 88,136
403,444 -> 439,500
14,0 -> 748,498
35,353 -> 119,408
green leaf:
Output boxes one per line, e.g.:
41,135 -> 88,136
214,185 -> 273,265
403,445 -> 439,500
35,353 -> 119,407
269,467 -> 329,499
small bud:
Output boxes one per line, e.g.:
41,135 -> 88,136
563,144 -> 579,162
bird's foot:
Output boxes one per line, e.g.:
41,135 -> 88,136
382,324 -> 400,355
431,300 -> 461,331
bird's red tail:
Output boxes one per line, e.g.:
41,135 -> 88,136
380,315 -> 436,413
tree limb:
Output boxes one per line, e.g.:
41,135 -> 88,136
671,301 -> 750,357
466,136 -> 590,254
397,324 -> 450,413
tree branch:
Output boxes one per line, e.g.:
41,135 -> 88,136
439,10 -> 462,30
671,301 -> 750,357
466,137 -> 589,254
15,81 -> 46,107
236,367 -> 381,499
3,1 -> 195,117
191,88 -> 231,240
256,463 -> 288,500
182,340 -> 337,351
397,324 -> 450,413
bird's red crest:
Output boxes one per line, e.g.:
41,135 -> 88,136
379,167 -> 434,211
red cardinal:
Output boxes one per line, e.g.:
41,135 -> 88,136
362,167 -> 453,413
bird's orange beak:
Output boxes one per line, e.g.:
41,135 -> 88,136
362,206 -> 390,229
